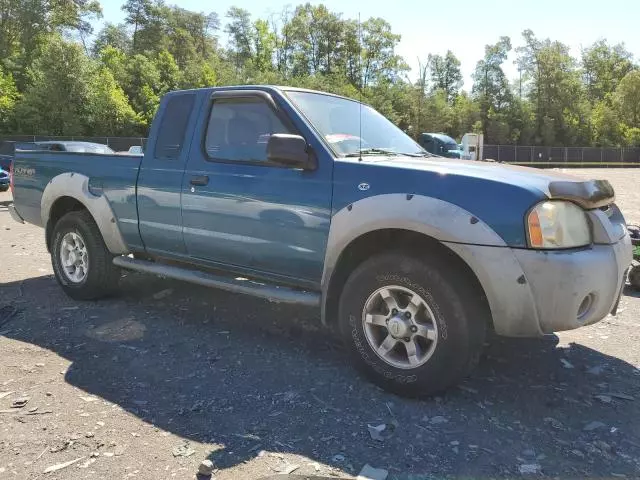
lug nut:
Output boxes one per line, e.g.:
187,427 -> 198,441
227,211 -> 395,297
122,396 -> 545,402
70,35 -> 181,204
404,312 -> 411,319
392,308 -> 398,315
404,337 -> 410,342
410,325 -> 418,333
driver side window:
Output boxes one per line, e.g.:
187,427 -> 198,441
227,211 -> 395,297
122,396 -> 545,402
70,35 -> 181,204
205,97 -> 292,163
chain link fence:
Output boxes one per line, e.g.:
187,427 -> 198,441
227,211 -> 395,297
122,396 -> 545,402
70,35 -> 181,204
484,145 -> 640,167
3,136 -> 640,168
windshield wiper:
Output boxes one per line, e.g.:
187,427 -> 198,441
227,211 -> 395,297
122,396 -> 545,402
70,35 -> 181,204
344,148 -> 400,157
396,151 -> 438,158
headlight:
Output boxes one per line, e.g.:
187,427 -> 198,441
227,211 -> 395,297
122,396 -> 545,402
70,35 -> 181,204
527,201 -> 591,249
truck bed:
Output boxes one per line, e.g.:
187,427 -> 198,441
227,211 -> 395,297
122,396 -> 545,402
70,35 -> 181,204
12,151 -> 143,246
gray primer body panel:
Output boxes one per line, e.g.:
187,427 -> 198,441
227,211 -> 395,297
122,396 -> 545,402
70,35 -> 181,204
512,235 -> 631,334
41,173 -> 129,254
320,193 -> 509,326
447,236 -> 631,336
321,193 -> 632,337
443,242 -> 543,336
322,193 -> 507,285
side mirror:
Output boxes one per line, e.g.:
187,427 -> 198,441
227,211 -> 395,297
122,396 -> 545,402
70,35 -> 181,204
267,134 -> 315,170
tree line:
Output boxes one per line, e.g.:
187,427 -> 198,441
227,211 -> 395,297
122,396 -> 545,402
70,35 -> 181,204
0,0 -> 639,147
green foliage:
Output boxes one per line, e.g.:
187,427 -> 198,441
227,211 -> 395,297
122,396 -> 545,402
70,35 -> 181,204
427,51 -> 463,103
582,40 -> 634,104
516,30 -> 592,145
155,49 -> 181,93
591,101 -> 622,146
87,67 -> 143,135
92,23 -> 131,55
623,126 -> 640,147
1,2 -> 639,147
253,19 -> 276,73
472,37 -> 512,139
14,36 -> 94,135
225,7 -> 254,70
14,35 -> 141,136
181,61 -> 217,89
614,70 -> 640,127
0,66 -> 19,133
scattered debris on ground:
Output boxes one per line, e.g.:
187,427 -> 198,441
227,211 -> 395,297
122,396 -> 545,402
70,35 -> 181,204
357,463 -> 389,480
1,176 -> 639,480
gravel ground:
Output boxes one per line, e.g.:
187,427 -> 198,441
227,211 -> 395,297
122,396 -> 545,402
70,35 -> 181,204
1,168 -> 639,480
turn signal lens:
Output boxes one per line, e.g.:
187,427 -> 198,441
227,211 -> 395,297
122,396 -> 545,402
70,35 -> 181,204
526,201 -> 590,249
528,209 -> 543,248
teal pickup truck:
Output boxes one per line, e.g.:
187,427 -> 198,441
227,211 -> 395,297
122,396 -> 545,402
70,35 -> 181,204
9,86 -> 632,397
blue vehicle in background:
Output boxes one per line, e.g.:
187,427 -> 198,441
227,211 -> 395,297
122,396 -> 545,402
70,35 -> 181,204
418,133 -> 464,158
0,168 -> 9,192
8,85 -> 632,397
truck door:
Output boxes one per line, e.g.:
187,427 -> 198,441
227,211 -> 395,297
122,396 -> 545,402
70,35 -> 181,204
180,90 -> 332,286
137,92 -> 198,256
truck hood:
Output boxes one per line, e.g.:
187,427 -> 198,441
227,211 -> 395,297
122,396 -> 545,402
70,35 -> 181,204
362,156 -> 615,209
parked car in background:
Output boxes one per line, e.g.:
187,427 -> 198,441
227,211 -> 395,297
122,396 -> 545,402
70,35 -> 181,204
418,133 -> 464,158
1,140 -> 115,168
8,85 -> 632,397
0,168 -> 9,192
24,141 -> 115,154
116,145 -> 144,155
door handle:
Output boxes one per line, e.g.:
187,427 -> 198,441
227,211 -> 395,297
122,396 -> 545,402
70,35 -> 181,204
190,175 -> 209,186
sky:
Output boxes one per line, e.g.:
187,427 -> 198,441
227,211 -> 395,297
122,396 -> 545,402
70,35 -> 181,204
97,0 -> 640,88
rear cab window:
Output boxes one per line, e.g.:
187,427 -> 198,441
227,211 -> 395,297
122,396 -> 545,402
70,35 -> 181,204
154,93 -> 196,160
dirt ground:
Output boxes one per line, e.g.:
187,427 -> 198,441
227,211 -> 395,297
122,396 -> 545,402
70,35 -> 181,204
1,168 -> 639,480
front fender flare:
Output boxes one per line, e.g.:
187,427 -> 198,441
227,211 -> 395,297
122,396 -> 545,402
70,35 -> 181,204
41,173 -> 129,255
320,193 -> 508,325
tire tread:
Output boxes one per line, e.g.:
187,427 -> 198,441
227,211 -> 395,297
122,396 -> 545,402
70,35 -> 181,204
51,210 -> 120,300
338,250 -> 487,397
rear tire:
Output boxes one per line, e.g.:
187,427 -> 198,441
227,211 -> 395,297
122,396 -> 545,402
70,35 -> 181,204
338,251 -> 486,397
51,210 -> 121,300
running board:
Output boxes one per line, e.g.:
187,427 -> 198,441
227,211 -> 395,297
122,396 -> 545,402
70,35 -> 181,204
113,256 -> 320,307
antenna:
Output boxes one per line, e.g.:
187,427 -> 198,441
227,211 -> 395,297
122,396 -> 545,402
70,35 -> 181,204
358,12 -> 363,161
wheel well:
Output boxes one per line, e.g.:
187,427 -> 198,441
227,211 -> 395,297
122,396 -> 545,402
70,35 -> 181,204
323,229 -> 491,330
45,196 -> 88,252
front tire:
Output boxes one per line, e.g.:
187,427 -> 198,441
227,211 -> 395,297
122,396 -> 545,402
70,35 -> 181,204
51,210 -> 120,300
338,251 -> 486,397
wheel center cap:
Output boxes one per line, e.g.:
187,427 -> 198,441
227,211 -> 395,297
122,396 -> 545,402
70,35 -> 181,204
69,251 -> 78,264
388,316 -> 409,338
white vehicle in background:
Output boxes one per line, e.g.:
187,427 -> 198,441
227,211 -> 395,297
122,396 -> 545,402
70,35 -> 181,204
461,133 -> 484,160
115,145 -> 144,156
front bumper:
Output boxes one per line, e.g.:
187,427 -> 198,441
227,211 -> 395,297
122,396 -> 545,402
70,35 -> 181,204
445,232 -> 632,337
513,236 -> 631,334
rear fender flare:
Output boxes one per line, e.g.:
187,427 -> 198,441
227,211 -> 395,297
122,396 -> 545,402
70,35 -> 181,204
41,172 -> 128,254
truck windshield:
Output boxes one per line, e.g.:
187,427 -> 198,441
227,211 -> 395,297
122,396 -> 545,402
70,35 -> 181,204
286,91 -> 425,157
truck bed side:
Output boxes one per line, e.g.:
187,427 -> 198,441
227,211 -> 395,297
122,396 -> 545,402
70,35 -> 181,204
11,151 -> 143,250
